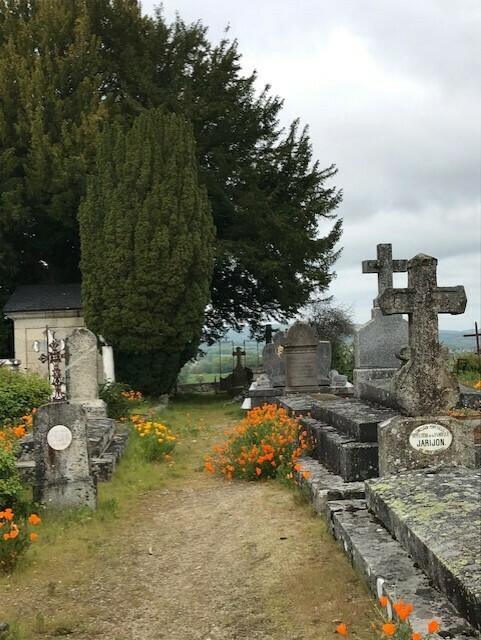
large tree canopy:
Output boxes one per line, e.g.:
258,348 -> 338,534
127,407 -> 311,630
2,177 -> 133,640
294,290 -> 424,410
0,0 -> 342,348
79,109 -> 215,393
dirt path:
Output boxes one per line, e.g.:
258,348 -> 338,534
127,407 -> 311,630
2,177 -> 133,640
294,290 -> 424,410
1,423 -> 375,639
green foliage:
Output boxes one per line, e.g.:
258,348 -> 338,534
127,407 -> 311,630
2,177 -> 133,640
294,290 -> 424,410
0,2 -> 342,343
454,354 -> 481,374
79,109 -> 215,394
0,449 -> 23,511
0,369 -> 51,424
98,382 -> 138,421
306,299 -> 355,377
332,341 -> 354,379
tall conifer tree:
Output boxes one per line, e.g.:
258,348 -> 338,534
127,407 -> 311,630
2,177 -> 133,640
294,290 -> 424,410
79,109 -> 214,393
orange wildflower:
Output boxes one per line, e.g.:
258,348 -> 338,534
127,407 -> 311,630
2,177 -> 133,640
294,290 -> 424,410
427,620 -> 440,634
302,471 -> 310,479
411,634 -> 422,640
28,514 -> 41,525
379,596 -> 388,607
393,601 -> 413,621
382,623 -> 396,637
336,623 -> 348,636
255,467 -> 262,476
3,509 -> 14,521
3,533 -> 9,541
29,532 -> 39,542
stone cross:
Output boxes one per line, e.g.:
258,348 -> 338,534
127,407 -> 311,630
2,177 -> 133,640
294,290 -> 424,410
378,253 -> 467,415
232,347 -> 245,370
362,244 -> 408,303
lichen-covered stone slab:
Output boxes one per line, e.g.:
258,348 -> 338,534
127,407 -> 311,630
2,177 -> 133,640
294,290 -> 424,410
310,398 -> 397,442
326,499 -> 479,639
366,468 -> 481,631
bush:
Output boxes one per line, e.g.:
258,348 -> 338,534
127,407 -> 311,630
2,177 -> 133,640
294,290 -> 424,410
0,449 -> 24,512
131,415 -> 178,461
0,369 -> 51,424
99,382 -> 143,420
0,508 -> 41,574
205,404 -> 312,482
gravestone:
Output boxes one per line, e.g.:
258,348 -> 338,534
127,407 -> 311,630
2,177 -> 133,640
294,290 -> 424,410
354,244 -> 408,387
262,332 -> 285,387
374,253 -> 473,475
65,328 -> 107,418
377,414 -> 475,476
284,321 -> 319,393
317,341 -> 332,385
378,253 -> 467,416
33,402 -> 97,510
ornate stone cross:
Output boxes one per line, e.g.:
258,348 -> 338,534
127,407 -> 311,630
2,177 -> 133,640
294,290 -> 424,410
378,253 -> 467,415
362,243 -> 408,303
232,346 -> 245,370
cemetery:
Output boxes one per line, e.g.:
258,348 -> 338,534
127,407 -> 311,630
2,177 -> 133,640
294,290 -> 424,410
0,241 -> 479,638
0,3 -> 479,638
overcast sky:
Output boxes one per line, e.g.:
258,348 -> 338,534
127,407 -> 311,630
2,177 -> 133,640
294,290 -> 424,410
143,0 -> 480,332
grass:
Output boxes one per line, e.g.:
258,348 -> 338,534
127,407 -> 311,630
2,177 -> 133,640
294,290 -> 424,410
0,393 -> 380,639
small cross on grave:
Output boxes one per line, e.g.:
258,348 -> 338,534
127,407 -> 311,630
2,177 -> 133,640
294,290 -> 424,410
362,243 -> 408,303
33,328 -> 67,402
378,253 -> 467,415
463,321 -> 481,356
233,347 -> 245,370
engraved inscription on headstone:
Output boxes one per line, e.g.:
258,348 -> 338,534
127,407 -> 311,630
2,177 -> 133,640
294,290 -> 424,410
409,423 -> 453,454
47,424 -> 73,451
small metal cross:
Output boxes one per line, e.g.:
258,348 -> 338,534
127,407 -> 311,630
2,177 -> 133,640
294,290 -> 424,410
463,321 -> 481,356
33,328 -> 67,401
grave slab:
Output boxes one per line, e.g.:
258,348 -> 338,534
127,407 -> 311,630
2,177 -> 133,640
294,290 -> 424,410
300,416 -> 379,481
325,499 -> 479,640
310,398 -> 398,442
366,468 -> 481,631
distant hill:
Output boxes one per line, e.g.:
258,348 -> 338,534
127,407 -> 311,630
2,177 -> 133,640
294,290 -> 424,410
439,330 -> 478,353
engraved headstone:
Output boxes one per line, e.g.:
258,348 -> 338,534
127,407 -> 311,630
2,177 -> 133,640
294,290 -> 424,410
378,415 -> 475,476
65,328 -> 107,418
378,253 -> 467,416
354,244 -> 408,387
284,321 -> 319,393
33,402 -> 97,510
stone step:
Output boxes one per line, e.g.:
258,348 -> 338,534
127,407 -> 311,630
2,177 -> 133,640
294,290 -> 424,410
86,417 -> 117,457
310,398 -> 397,442
294,456 -> 365,512
365,468 -> 481,632
325,499 -> 478,640
301,416 -> 378,481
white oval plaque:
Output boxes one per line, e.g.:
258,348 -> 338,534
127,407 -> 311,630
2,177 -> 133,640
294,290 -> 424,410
409,423 -> 453,455
47,424 -> 72,451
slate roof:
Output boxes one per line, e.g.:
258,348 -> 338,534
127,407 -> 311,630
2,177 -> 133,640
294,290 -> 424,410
4,284 -> 83,313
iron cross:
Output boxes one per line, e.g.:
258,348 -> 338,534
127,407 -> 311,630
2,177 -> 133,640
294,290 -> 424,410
463,322 -> 481,356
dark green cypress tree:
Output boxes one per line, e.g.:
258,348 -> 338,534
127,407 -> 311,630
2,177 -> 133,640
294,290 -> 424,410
79,109 -> 215,394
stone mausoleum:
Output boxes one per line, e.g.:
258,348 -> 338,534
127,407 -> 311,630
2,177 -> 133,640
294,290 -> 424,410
4,284 -> 84,375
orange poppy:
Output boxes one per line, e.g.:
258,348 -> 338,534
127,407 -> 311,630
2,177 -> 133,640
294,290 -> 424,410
382,623 -> 396,637
427,620 -> 440,634
336,623 -> 348,636
379,596 -> 388,607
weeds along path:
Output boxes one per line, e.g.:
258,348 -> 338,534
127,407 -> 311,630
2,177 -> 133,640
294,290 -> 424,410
0,398 -> 376,639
